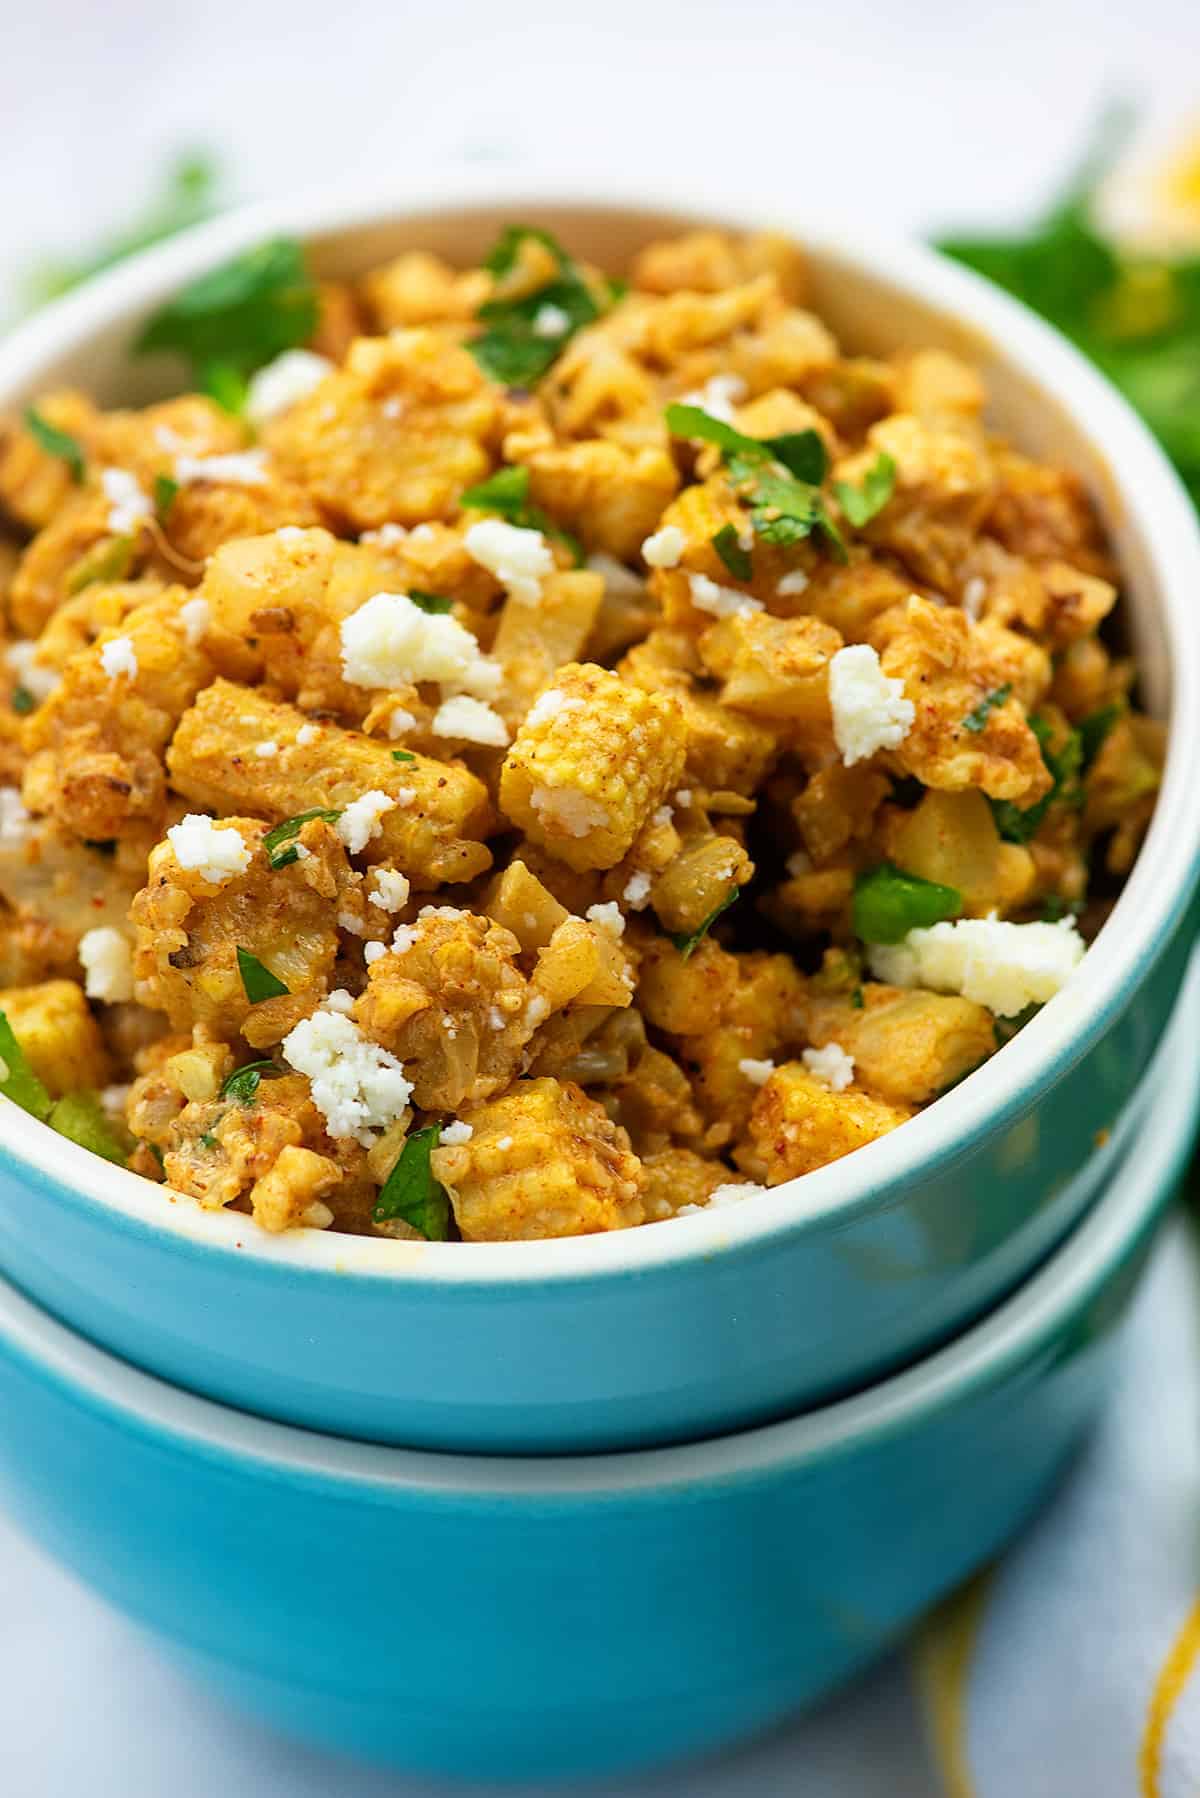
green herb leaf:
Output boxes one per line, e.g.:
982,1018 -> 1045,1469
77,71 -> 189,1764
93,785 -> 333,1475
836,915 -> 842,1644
667,404 -> 846,560
407,590 -> 454,614
766,429 -> 828,484
852,863 -> 963,944
372,1125 -> 451,1239
10,686 -> 34,716
0,1010 -> 53,1121
471,224 -> 614,387
664,403 -> 768,461
459,464 -> 582,561
65,535 -> 134,595
47,1091 -> 128,1165
200,361 -> 250,416
669,890 -> 740,959
833,451 -> 897,528
24,407 -> 85,482
262,808 -> 342,870
23,153 -> 221,307
391,749 -> 416,763
962,683 -> 1012,733
1078,700 -> 1123,771
236,946 -> 289,1003
135,238 -> 319,390
220,1060 -> 282,1105
711,523 -> 752,581
989,715 -> 1083,843
851,985 -> 865,1009
1040,895 -> 1083,923
154,473 -> 179,521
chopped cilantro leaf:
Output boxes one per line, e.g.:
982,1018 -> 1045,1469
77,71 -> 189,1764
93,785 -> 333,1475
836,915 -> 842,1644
236,946 -> 289,1003
989,715 -> 1083,844
833,452 -> 897,527
200,361 -> 250,416
851,985 -> 865,1009
263,808 -> 342,870
0,1010 -> 53,1121
24,408 -> 85,482
408,590 -> 453,614
1041,895 -> 1083,923
667,404 -> 845,560
669,890 -> 740,959
711,523 -> 752,581
470,224 -> 617,387
460,464 -> 582,561
10,686 -> 34,716
962,683 -> 1012,733
766,429 -> 828,484
220,1060 -> 281,1105
372,1124 -> 451,1239
664,403 -> 768,460
1078,700 -> 1123,771
391,749 -> 416,763
134,238 -> 319,395
852,863 -> 963,944
47,1091 -> 128,1165
154,474 -> 179,521
65,535 -> 134,595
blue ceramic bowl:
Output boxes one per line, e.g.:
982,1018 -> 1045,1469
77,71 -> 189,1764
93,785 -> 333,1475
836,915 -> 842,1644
0,959 -> 1196,1784
0,179 -> 1198,1453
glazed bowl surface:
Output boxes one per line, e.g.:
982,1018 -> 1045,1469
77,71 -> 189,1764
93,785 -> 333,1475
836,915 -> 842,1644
0,956 -> 1196,1781
0,175 -> 1198,1451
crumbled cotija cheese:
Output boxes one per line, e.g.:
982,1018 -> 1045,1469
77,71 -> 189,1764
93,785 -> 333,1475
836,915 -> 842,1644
254,740 -> 279,758
530,785 -> 611,838
100,635 -> 138,681
244,349 -> 332,425
738,1057 -> 775,1086
295,724 -> 319,746
868,916 -> 1086,1017
174,449 -> 269,487
622,870 -> 652,909
363,941 -> 387,965
340,592 -> 500,698
370,869 -> 411,912
281,1010 -> 412,1145
688,573 -> 764,619
533,302 -> 570,338
432,695 -> 510,747
388,708 -> 417,739
802,1042 -> 856,1091
440,1120 -> 474,1145
359,522 -> 408,547
678,1180 -> 766,1216
776,569 -> 810,597
680,372 -> 747,423
178,597 -> 210,647
167,814 -> 251,884
78,927 -> 135,1003
464,518 -> 554,604
100,467 -> 153,535
0,788 -> 29,842
585,901 -> 625,938
586,553 -> 646,600
641,524 -> 685,569
524,688 -> 583,730
324,988 -> 354,1014
336,791 -> 396,855
827,643 -> 914,766
4,641 -> 59,702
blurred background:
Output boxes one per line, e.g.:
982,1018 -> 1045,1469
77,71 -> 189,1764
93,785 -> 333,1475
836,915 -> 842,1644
1,0 -> 1198,322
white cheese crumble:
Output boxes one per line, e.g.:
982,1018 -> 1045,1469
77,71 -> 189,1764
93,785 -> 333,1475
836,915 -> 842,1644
680,372 -> 747,423
167,814 -> 251,884
336,791 -> 396,855
390,924 -> 418,954
827,643 -> 914,767
99,635 -> 138,682
641,524 -> 686,569
276,525 -> 309,544
533,302 -> 570,338
254,740 -> 279,759
244,349 -> 332,425
802,1042 -> 856,1091
101,1083 -> 131,1117
440,1120 -> 474,1146
586,901 -> 625,939
432,695 -> 510,747
464,518 -> 554,605
338,910 -> 365,937
324,988 -> 354,1014
738,1057 -> 775,1086
4,641 -> 59,702
339,591 -> 500,698
530,785 -> 611,839
962,576 -> 987,622
867,916 -> 1086,1018
178,597 -> 210,648
359,522 -> 408,547
524,688 -> 583,731
78,927 -> 135,1003
281,1010 -> 412,1146
776,568 -> 810,597
651,804 -> 674,829
370,869 -> 411,912
622,870 -> 652,909
0,788 -> 30,842
674,788 -> 692,806
295,723 -> 318,747
100,467 -> 152,535
688,572 -> 763,619
586,553 -> 646,600
388,708 -> 417,740
678,1180 -> 767,1216
363,941 -> 387,965
174,449 -> 269,488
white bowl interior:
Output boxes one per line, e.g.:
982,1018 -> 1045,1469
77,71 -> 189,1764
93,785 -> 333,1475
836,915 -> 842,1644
0,179 -> 1197,1282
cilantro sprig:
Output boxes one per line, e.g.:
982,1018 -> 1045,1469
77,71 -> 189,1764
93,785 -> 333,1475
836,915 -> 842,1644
470,225 -> 617,387
236,946 -> 290,1003
989,715 -> 1083,845
24,408 -> 85,482
833,451 -> 897,527
372,1125 -> 451,1240
0,1010 -> 53,1120
263,808 -> 341,870
852,864 -> 963,944
220,1060 -> 282,1105
459,465 -> 582,562
134,237 -> 319,410
669,890 -> 740,959
407,590 -> 454,615
711,523 -> 752,580
665,405 -> 846,560
962,684 -> 1012,733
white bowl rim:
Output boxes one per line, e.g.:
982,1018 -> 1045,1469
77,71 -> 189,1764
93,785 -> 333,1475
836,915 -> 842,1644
0,954 -> 1196,1493
0,170 -> 1197,1287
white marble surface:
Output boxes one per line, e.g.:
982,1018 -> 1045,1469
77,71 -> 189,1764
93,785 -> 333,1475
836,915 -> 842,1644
0,1 -> 1194,1789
